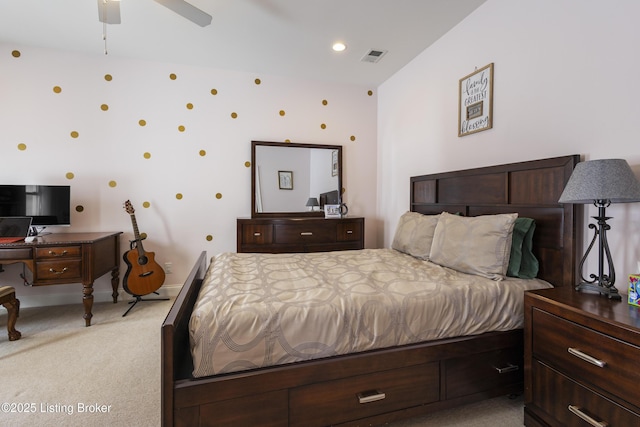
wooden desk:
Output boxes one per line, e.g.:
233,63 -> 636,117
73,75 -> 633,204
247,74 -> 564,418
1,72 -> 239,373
0,232 -> 122,326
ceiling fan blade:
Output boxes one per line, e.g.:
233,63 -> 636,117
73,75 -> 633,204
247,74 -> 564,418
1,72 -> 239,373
97,0 -> 121,25
154,0 -> 212,27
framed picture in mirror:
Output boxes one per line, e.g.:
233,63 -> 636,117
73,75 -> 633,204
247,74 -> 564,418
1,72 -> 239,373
278,171 -> 293,190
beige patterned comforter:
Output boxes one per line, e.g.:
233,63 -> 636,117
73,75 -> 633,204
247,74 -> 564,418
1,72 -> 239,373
189,249 -> 552,378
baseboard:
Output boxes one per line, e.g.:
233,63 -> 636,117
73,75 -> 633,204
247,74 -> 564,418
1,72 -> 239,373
17,283 -> 182,308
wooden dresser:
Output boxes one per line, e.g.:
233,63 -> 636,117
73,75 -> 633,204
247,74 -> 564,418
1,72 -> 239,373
237,217 -> 364,253
524,287 -> 640,426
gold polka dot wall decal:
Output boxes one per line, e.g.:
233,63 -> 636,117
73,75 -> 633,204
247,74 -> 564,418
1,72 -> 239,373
206,235 -> 213,242
350,135 -> 356,141
231,112 -> 238,119
139,119 -> 147,126
215,193 -> 222,199
254,78 -> 261,85
368,90 -> 374,96
176,193 -> 183,200
169,73 -> 177,80
66,172 -> 75,180
199,150 -> 206,157
285,139 -> 291,143
109,180 -> 117,188
75,205 -> 84,212
322,99 -> 328,106
211,88 -> 218,95
143,201 -> 151,208
178,125 -> 185,132
140,232 -> 148,239
186,103 -> 193,110
17,143 -> 27,151
143,152 -> 151,159
70,131 -> 79,138
12,50 -> 21,58
104,74 -> 113,81
53,86 -> 62,94
279,110 -> 285,116
320,123 -> 327,129
101,104 -> 109,111
244,161 -> 251,168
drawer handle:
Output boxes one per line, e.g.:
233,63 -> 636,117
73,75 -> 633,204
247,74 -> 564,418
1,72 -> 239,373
48,267 -> 68,275
48,250 -> 68,257
568,405 -> 608,427
494,363 -> 519,374
300,232 -> 313,236
346,230 -> 353,234
568,348 -> 606,368
357,390 -> 386,404
253,232 -> 261,236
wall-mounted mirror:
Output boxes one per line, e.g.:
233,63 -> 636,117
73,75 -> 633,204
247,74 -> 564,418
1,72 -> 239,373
251,140 -> 342,218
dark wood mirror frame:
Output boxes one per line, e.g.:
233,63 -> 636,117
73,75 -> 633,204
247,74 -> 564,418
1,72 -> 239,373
251,140 -> 343,218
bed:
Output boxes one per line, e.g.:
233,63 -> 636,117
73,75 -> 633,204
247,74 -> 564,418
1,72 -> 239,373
161,155 -> 583,427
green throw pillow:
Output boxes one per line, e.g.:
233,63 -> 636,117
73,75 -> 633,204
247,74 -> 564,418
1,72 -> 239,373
507,218 -> 539,279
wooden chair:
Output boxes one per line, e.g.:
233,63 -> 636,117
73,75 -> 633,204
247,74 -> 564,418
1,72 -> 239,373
0,286 -> 21,341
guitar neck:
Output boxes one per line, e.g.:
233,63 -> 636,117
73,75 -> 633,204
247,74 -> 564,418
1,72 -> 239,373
129,214 -> 145,254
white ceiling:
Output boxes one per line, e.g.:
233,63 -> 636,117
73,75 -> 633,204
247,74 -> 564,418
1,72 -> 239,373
0,0 -> 486,86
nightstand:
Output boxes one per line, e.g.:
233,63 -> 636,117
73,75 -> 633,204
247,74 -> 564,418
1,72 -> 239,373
524,287 -> 640,426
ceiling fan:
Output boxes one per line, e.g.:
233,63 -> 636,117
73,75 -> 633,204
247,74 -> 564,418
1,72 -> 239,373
98,0 -> 212,27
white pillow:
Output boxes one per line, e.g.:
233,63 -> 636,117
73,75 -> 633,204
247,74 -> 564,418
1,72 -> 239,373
391,212 -> 440,260
429,212 -> 517,280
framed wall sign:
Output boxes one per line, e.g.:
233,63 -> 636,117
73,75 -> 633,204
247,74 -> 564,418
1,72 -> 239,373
458,63 -> 493,137
278,171 -> 293,190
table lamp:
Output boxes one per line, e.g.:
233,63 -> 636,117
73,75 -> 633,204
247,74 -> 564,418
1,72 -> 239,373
306,197 -> 319,211
558,158 -> 640,300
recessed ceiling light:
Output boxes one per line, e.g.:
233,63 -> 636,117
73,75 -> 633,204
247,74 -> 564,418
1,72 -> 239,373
332,42 -> 347,52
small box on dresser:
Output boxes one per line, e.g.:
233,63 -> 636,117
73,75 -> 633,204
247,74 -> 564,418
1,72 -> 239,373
524,287 -> 640,427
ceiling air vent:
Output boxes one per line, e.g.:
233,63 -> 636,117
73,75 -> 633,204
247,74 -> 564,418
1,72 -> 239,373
361,49 -> 387,63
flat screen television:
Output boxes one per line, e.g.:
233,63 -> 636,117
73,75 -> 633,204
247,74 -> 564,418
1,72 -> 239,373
0,185 -> 71,227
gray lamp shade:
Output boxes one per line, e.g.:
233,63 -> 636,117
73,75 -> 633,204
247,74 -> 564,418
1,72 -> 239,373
305,197 -> 319,207
558,159 -> 640,204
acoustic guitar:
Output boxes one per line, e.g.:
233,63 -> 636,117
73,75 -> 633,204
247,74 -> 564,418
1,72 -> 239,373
122,200 -> 165,296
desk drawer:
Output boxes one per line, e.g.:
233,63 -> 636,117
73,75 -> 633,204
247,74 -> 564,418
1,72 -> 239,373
36,259 -> 82,281
532,309 -> 640,405
35,246 -> 81,259
275,224 -> 334,244
289,362 -> 439,427
0,247 -> 33,260
533,361 -> 640,426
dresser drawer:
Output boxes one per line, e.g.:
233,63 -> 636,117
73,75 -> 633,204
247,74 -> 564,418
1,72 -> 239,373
35,259 -> 83,281
532,308 -> 640,405
274,223 -> 334,244
337,221 -> 363,242
35,245 -> 82,259
532,361 -> 640,426
289,362 -> 439,427
240,224 -> 273,245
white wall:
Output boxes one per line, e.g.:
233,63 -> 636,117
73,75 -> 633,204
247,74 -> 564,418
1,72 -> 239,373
378,0 -> 640,288
0,45 -> 378,307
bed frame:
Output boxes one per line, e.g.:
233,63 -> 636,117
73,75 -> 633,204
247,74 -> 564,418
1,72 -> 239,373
161,155 -> 582,426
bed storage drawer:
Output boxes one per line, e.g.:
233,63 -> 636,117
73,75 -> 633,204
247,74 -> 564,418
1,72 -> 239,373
444,346 -> 523,399
532,308 -> 640,404
532,361 -> 640,426
289,362 -> 439,427
194,390 -> 288,427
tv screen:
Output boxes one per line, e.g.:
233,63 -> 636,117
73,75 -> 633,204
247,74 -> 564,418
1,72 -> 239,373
0,185 -> 71,226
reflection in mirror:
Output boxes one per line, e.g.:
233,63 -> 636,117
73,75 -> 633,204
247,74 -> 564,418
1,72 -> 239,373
251,141 -> 342,217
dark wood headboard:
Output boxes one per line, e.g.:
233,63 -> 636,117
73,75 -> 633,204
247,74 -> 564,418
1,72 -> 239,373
409,155 -> 583,288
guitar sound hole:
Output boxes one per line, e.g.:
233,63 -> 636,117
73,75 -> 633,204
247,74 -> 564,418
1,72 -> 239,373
138,256 -> 148,265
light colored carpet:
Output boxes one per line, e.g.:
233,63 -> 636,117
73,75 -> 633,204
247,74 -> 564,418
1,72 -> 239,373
0,298 -> 524,426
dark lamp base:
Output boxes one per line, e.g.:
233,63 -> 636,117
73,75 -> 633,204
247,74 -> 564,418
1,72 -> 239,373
576,282 -> 622,301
